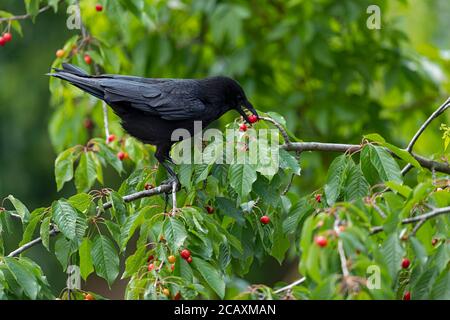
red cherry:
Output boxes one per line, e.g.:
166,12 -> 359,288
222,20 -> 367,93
0,37 -> 6,47
3,33 -> 12,43
84,54 -> 92,65
107,134 -> 116,143
180,249 -> 191,260
144,183 -> 154,190
170,264 -> 175,271
83,118 -> 94,129
315,235 -> 328,247
239,123 -> 248,132
315,194 -> 322,203
117,151 -> 128,161
403,291 -> 411,300
401,258 -> 410,269
260,215 -> 270,225
174,292 -> 182,300
205,205 -> 214,214
187,257 -> 193,263
147,255 -> 154,262
148,263 -> 155,271
95,4 -> 103,12
432,238 -> 438,246
84,293 -> 95,300
248,114 -> 258,123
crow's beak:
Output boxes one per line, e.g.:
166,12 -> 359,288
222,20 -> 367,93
244,100 -> 258,118
237,100 -> 258,123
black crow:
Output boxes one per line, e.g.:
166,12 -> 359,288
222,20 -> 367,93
48,63 -> 258,189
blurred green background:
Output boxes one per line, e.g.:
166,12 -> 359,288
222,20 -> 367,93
1,0 -> 450,297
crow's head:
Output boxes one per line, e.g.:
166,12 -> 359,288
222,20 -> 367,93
203,76 -> 258,123
225,77 -> 258,123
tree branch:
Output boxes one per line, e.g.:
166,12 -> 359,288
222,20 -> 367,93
281,142 -> 450,174
7,183 -> 172,257
406,97 -> 450,153
0,5 -> 53,23
370,205 -> 450,234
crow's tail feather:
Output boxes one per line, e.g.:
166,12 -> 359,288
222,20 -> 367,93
47,63 -> 104,100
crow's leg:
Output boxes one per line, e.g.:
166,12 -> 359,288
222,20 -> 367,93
155,144 -> 180,215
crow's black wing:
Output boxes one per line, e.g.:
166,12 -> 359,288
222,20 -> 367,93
98,77 -> 206,121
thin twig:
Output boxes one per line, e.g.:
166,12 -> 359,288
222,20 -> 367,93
259,116 -> 291,145
7,183 -> 172,257
406,97 -> 450,152
334,220 -> 350,277
273,277 -> 306,294
7,229 -> 59,257
102,102 -> 110,142
0,5 -> 53,23
370,205 -> 450,234
401,97 -> 450,175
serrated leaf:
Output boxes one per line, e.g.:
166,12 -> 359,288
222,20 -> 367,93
79,238 -> 94,281
364,133 -> 421,169
381,234 -> 404,282
163,218 -> 187,251
68,193 -> 93,212
120,210 -> 145,251
228,163 -> 257,199
40,216 -> 51,251
75,152 -> 97,192
92,235 -> 120,286
96,140 -> 124,174
5,195 -> 30,223
4,257 -> 39,299
369,145 -> 402,183
191,258 -> 225,299
344,162 -> 369,201
55,148 -> 75,191
324,155 -> 349,205
430,269 -> 450,300
51,200 -> 87,242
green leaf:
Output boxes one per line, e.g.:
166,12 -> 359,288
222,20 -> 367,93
75,152 -> 97,192
55,148 -> 75,191
40,216 -> 51,251
122,246 -> 147,278
79,238 -> 94,281
271,223 -> 290,264
120,210 -> 145,251
364,133 -> 421,169
279,149 -> 301,175
68,193 -> 93,212
92,235 -> 120,286
5,195 -> 30,223
4,257 -> 39,299
216,197 -> 245,225
384,181 -> 412,198
163,217 -> 187,251
412,266 -> 438,299
54,236 -> 76,270
19,209 -> 44,246
324,155 -> 349,205
368,145 -> 402,183
51,200 -> 87,242
430,269 -> 450,300
96,139 -> 124,174
191,258 -> 225,299
344,161 -> 369,201
24,0 -> 40,19
228,163 -> 257,199
381,234 -> 404,282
